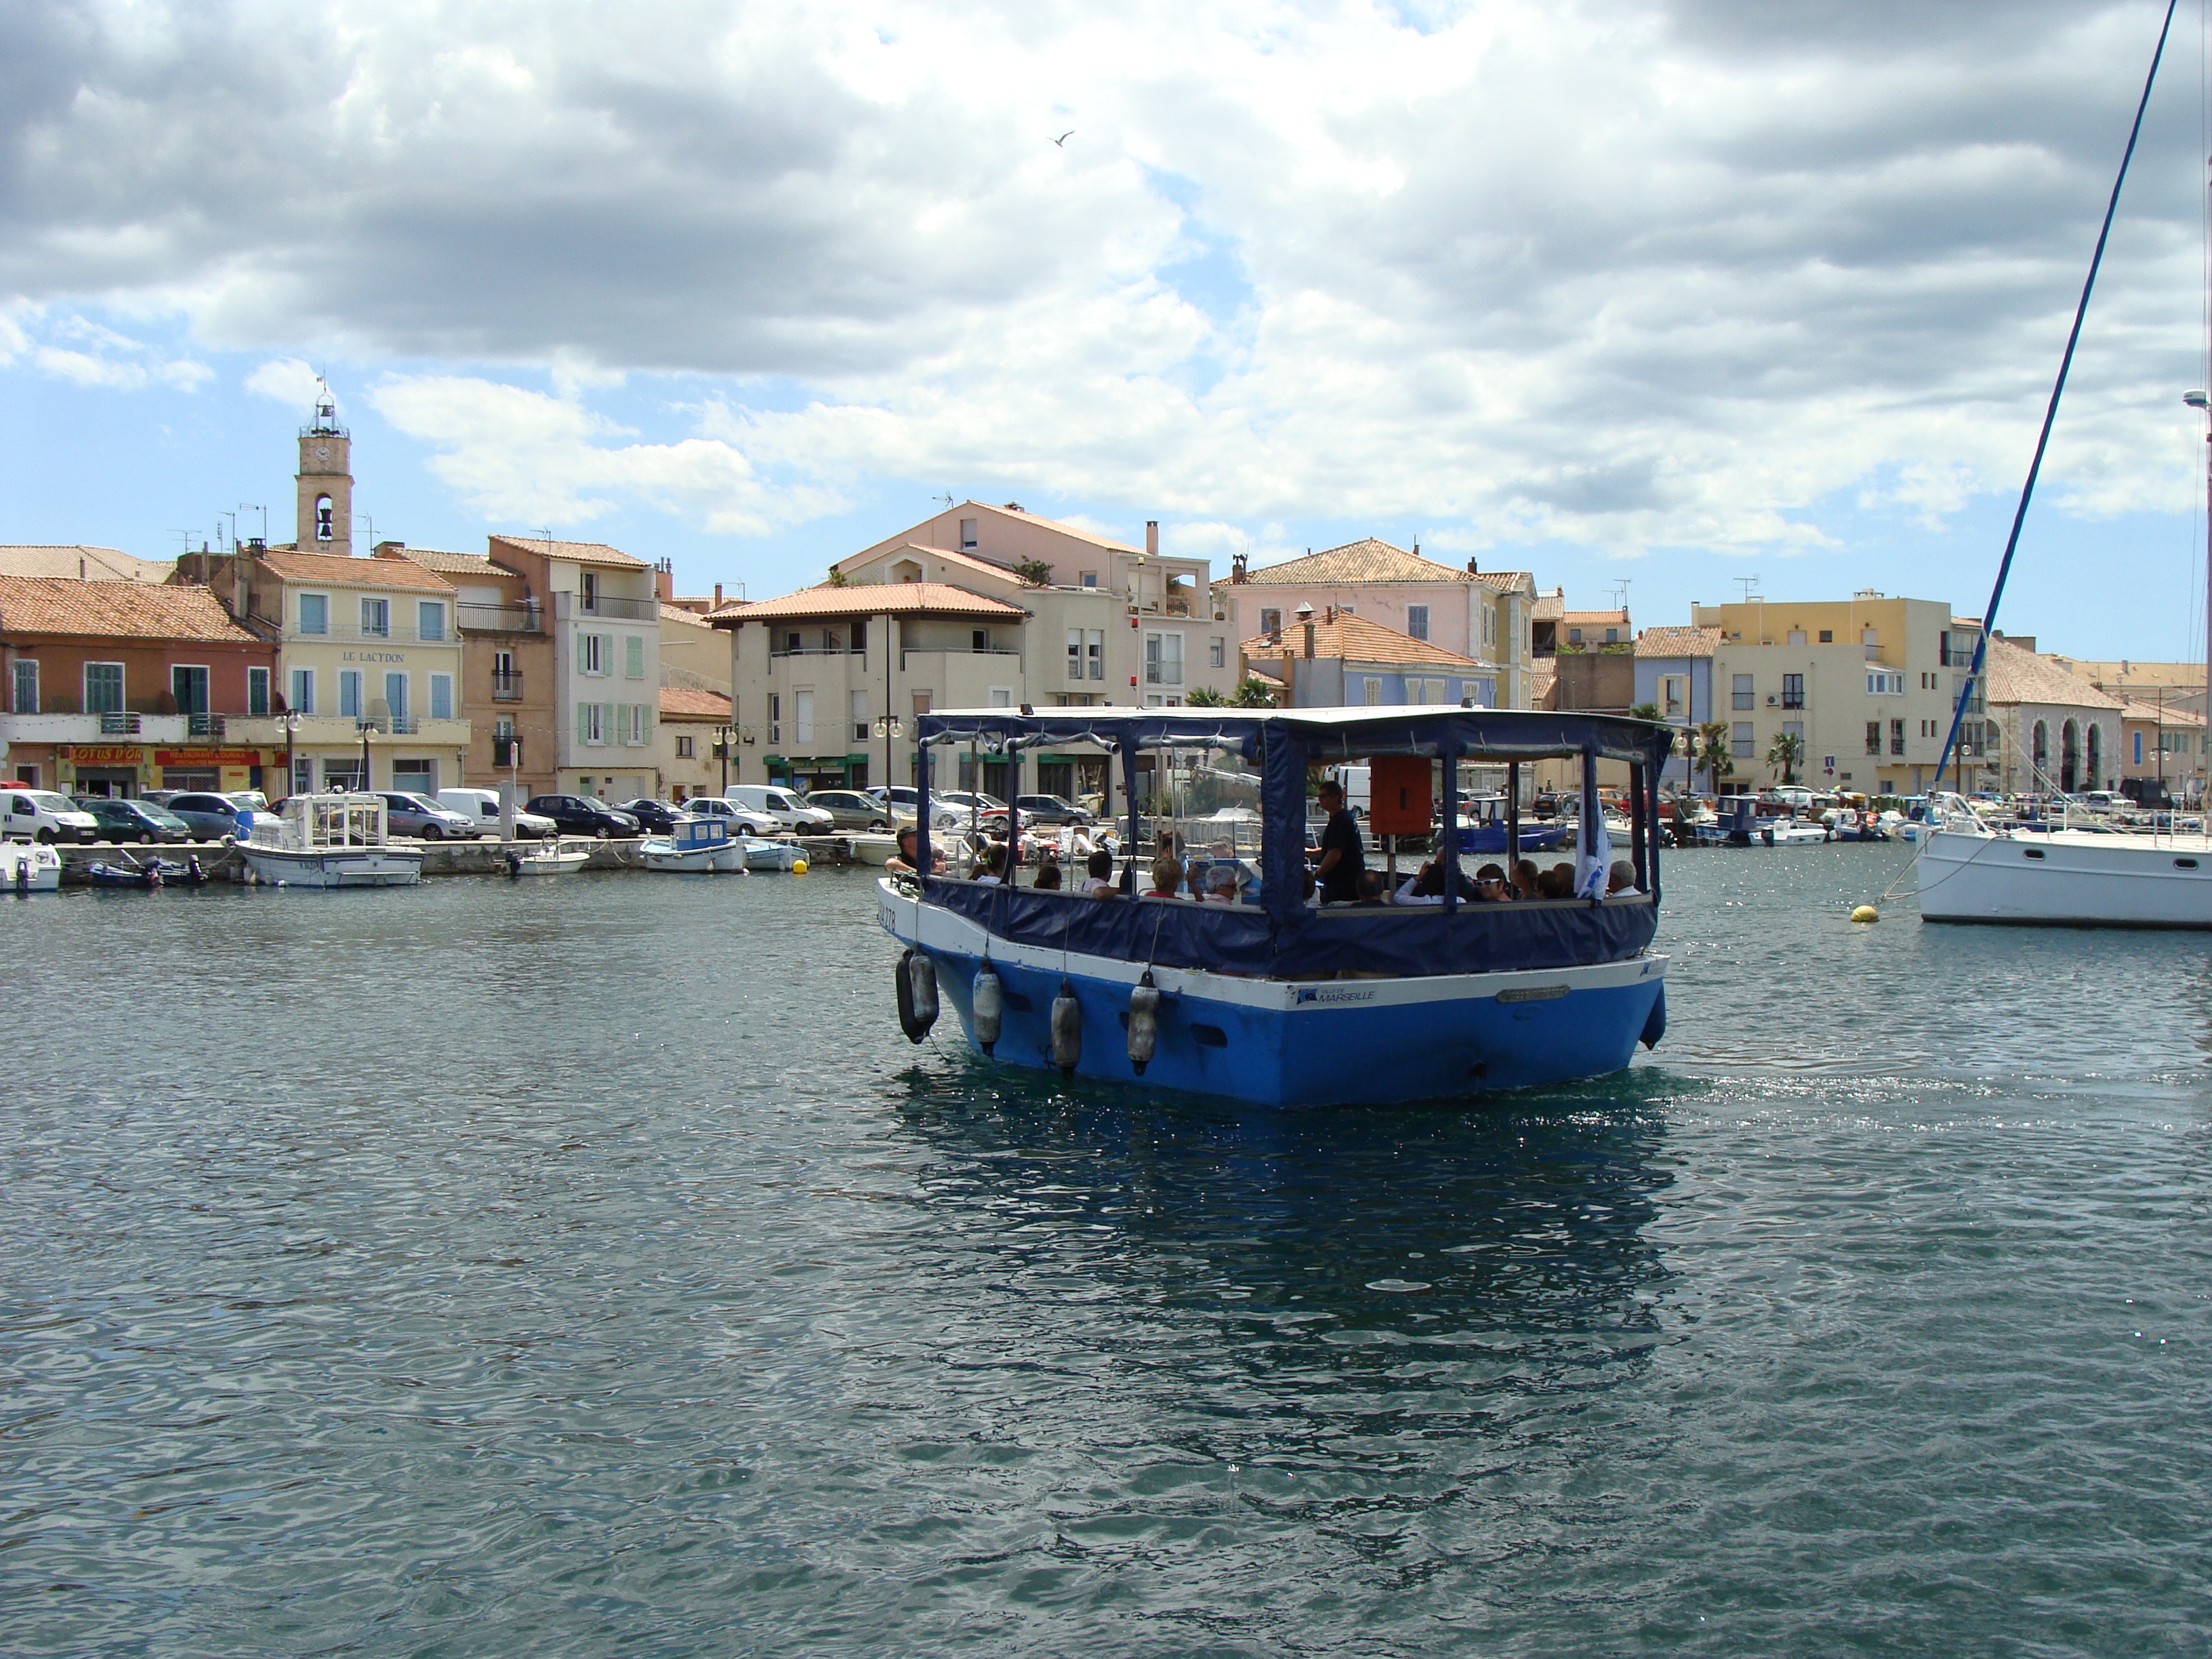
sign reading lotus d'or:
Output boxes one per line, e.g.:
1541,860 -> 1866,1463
60,745 -> 150,764
154,749 -> 267,766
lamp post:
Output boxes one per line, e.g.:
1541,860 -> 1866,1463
872,713 -> 904,795
277,711 -> 301,799
715,724 -> 736,794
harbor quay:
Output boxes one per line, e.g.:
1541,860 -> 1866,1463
30,832 -> 863,886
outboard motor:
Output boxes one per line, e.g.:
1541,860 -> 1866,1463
1126,970 -> 1161,1076
1050,979 -> 1082,1078
506,851 -> 524,878
972,959 -> 1004,1057
897,949 -> 939,1044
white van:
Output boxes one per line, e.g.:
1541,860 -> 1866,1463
436,787 -> 558,838
724,784 -> 834,831
3,788 -> 101,843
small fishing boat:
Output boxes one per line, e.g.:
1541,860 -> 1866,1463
1,840 -> 62,892
1451,796 -> 1571,855
506,837 -> 593,877
848,832 -> 901,866
739,836 -> 807,873
238,794 -> 424,888
84,854 -> 211,889
640,817 -> 747,873
879,705 -> 1670,1107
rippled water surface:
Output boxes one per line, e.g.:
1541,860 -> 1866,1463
5,847 -> 2209,1656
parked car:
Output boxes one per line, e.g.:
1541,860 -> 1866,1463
930,790 -> 1008,832
435,787 -> 558,838
162,791 -> 257,841
3,788 -> 102,843
870,785 -> 921,815
724,784 -> 835,831
1012,793 -> 1089,826
73,796 -> 192,844
525,794 -> 641,838
682,796 -> 780,835
614,798 -> 696,835
802,789 -> 894,830
376,791 -> 478,840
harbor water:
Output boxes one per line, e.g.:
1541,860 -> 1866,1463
5,846 -> 2207,1656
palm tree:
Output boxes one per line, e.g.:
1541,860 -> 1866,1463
1766,730 -> 1805,785
1231,676 -> 1278,708
1185,685 -> 1227,707
1696,722 -> 1732,794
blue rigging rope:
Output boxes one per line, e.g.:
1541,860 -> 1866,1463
1938,0 -> 2179,790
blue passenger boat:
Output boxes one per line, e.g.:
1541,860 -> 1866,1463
877,706 -> 1671,1107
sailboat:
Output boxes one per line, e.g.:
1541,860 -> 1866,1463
1919,0 -> 2212,929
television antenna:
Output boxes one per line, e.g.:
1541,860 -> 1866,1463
1610,577 -> 1631,611
1734,575 -> 1761,602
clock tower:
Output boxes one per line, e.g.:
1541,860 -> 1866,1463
295,379 -> 353,555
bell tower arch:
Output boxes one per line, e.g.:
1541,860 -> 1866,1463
295,378 -> 352,554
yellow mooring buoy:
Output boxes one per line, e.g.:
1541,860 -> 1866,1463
792,858 -> 809,875
1851,904 -> 1879,924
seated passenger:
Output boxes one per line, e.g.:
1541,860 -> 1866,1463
1607,859 -> 1641,896
1200,865 -> 1240,905
1353,870 -> 1388,906
885,824 -> 945,876
972,842 -> 1007,885
1536,864 -> 1573,898
1144,854 -> 1186,898
1033,860 -> 1063,890
1472,861 -> 1511,902
1084,848 -> 1118,897
1512,858 -> 1540,901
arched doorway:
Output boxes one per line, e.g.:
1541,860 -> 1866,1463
2086,723 -> 2102,792
2032,720 -> 2049,788
2061,720 -> 2081,794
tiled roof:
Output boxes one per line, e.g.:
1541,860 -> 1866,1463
1471,569 -> 1534,593
1635,626 -> 1722,659
1532,667 -> 1557,706
659,602 -> 713,628
1238,610 -> 1484,670
977,501 -> 1144,555
487,535 -> 647,571
0,544 -> 173,583
1533,589 -> 1566,621
1237,538 -> 1477,587
0,576 -> 260,644
386,545 -> 518,578
659,687 -> 733,719
258,548 -> 456,592
1561,609 -> 1630,628
729,581 -> 1027,622
702,598 -> 751,623
1982,637 -> 2125,711
836,542 -> 1022,584
2116,699 -> 2205,726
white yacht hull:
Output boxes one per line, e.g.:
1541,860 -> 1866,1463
640,841 -> 747,873
1919,827 -> 2212,928
239,846 -> 424,888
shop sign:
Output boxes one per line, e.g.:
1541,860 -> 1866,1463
155,748 -> 266,766
60,745 -> 149,764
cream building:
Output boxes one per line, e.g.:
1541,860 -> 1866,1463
1694,592 -> 1975,796
1982,636 -> 2124,796
1215,539 -> 1537,708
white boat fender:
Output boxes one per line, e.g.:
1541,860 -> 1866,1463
972,960 -> 1004,1057
1050,978 -> 1082,1078
897,949 -> 939,1044
1126,969 -> 1161,1075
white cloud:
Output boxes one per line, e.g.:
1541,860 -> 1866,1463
245,356 -> 325,409
1,0 -> 2203,555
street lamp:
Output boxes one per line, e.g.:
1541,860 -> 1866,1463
714,724 -> 736,793
873,713 -> 904,794
276,710 -> 302,798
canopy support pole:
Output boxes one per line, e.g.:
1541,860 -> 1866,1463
916,741 -> 933,878
1629,763 -> 1647,892
1441,741 -> 1460,914
1122,737 -> 1141,893
1507,760 -> 1521,869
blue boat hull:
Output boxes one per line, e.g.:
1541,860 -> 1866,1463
1454,822 -> 1570,855
880,883 -> 1666,1107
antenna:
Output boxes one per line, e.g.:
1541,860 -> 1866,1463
934,492 -> 955,508
167,529 -> 192,557
1734,575 -> 1761,602
354,512 -> 375,548
1610,577 -> 1632,611
239,503 -> 266,542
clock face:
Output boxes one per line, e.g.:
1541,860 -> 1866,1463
314,445 -> 330,461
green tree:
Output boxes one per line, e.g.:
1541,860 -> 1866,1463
824,566 -> 848,587
1231,675 -> 1279,708
1767,729 -> 1805,785
1012,556 -> 1054,587
1696,721 -> 1734,794
1185,684 -> 1227,707
1629,701 -> 1661,722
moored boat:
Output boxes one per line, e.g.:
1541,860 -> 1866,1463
878,705 -> 1671,1107
507,837 -> 594,876
848,832 -> 901,866
1,840 -> 62,892
1919,794 -> 2212,926
739,836 -> 806,873
238,794 -> 424,888
639,817 -> 747,873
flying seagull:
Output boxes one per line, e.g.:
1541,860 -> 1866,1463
1052,130 -> 1075,146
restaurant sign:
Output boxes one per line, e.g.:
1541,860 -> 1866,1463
155,748 -> 266,766
60,745 -> 149,764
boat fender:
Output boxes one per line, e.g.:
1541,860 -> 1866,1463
1050,978 -> 1082,1078
1639,981 -> 1667,1050
897,949 -> 939,1044
187,856 -> 203,884
1126,969 -> 1161,1075
972,960 -> 1004,1056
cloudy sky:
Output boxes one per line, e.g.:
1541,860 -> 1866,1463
3,0 -> 2209,657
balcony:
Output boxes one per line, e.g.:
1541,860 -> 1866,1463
457,601 -> 544,634
188,713 -> 226,738
577,594 -> 657,621
771,644 -> 866,661
227,715 -> 473,748
1,710 -> 195,743
289,623 -> 453,644
491,672 -> 524,703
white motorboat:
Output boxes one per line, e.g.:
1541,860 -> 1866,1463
238,794 -> 424,888
1919,795 -> 2212,927
508,838 -> 593,877
1,840 -> 62,892
739,836 -> 807,873
640,817 -> 747,873
848,832 -> 901,867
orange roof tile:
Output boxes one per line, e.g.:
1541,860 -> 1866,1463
729,581 -> 1027,622
1635,626 -> 1721,658
258,548 -> 456,592
1982,638 -> 2125,711
1237,538 -> 1476,586
659,687 -> 733,719
487,535 -> 647,571
0,576 -> 260,644
1238,609 -> 1484,670
0,544 -> 173,583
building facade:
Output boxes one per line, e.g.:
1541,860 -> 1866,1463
1692,593 -> 1974,796
657,687 -> 733,802
386,544 -> 556,798
487,537 -> 662,802
2115,698 -> 2205,801
1216,539 -> 1537,708
0,577 -> 272,795
1632,626 -> 1719,790
1982,636 -> 2124,796
1237,608 -> 1496,708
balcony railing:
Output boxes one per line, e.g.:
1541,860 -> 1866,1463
188,713 -> 226,737
291,623 -> 449,644
102,710 -> 142,735
577,594 -> 657,621
771,644 -> 866,660
356,715 -> 419,735
491,672 -> 524,702
457,602 -> 544,634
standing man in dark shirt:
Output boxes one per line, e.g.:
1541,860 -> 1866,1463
1314,779 -> 1365,904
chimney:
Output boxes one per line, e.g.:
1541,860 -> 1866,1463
232,548 -> 249,620
1324,604 -> 1336,626
1303,621 -> 1316,659
1468,557 -> 1479,575
373,541 -> 406,559
1231,551 -> 1248,584
1412,541 -> 1419,556
714,582 -> 724,608
655,556 -> 674,602
1145,520 -> 1159,557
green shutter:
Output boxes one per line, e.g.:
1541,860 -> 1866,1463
577,701 -> 591,745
